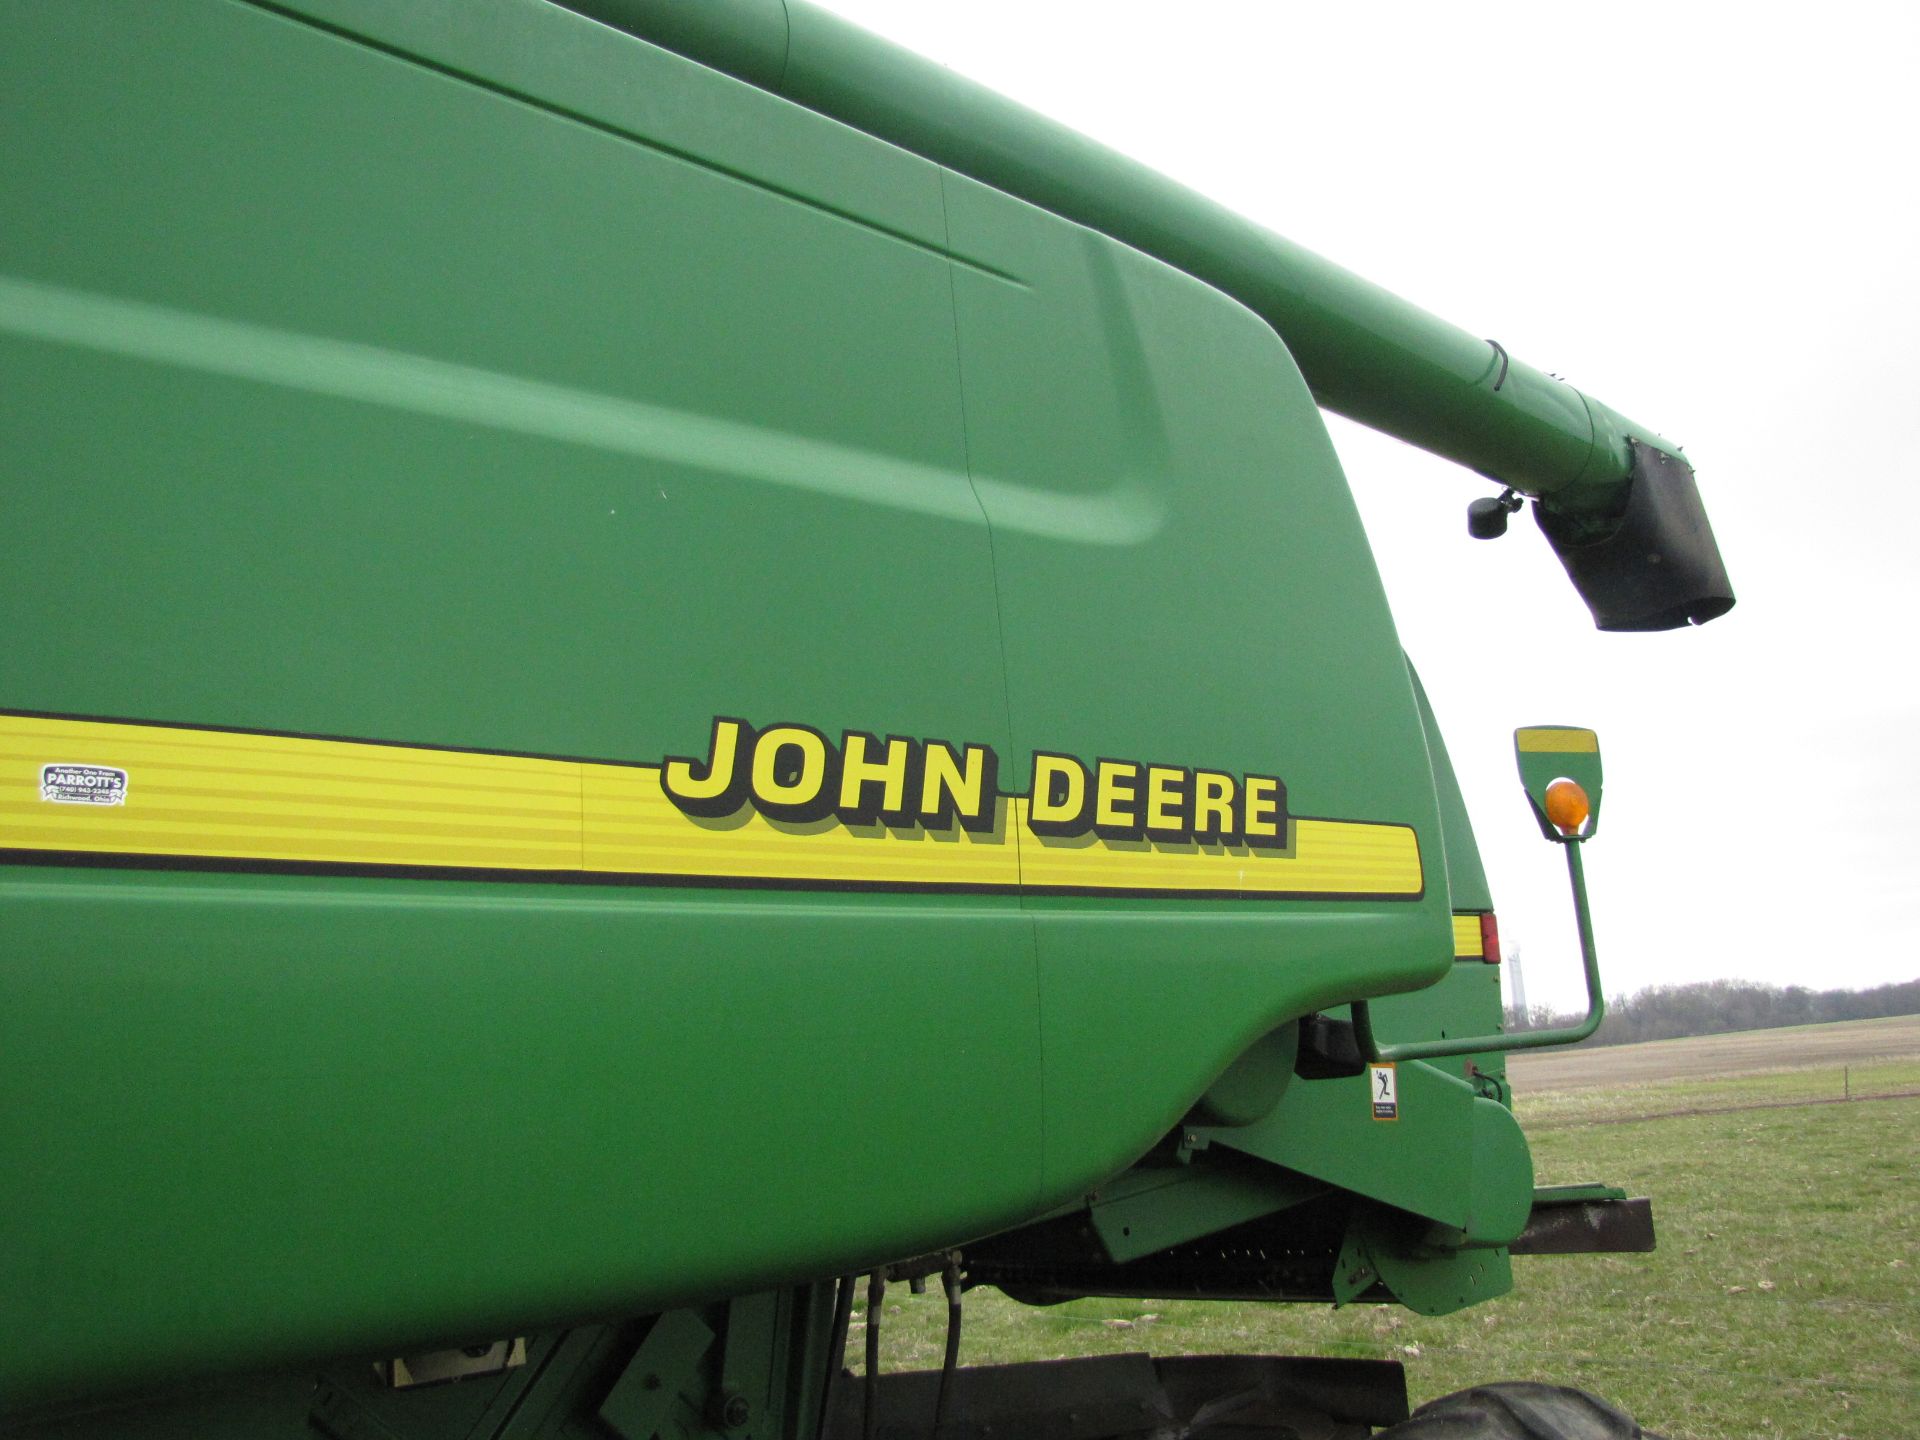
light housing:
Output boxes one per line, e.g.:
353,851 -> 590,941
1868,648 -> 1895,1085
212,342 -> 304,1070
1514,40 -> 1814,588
1544,778 -> 1592,837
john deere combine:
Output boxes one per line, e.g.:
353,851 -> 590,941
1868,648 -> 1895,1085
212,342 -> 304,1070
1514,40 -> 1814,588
0,2 -> 1731,1436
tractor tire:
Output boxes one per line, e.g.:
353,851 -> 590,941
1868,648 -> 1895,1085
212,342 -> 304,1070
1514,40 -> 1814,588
1373,1383 -> 1664,1439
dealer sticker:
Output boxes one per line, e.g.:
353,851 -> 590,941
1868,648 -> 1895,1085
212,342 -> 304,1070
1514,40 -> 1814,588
1369,1062 -> 1398,1121
39,763 -> 129,806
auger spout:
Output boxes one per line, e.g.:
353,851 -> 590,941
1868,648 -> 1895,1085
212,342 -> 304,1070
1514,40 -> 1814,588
562,0 -> 1733,630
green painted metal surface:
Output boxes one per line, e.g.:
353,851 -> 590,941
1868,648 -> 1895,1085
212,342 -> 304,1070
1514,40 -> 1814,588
1085,1162 -> 1323,1266
559,0 -> 1666,516
0,1293 -> 841,1440
1190,1025 -> 1301,1129
2,0 -> 1464,1411
1408,665 -> 1492,915
1367,961 -> 1510,1081
599,1309 -> 715,1440
1517,726 -> 1607,841
0,0 -> 1701,1426
1337,1210 -> 1515,1318
1355,726 -> 1614,1063
1197,1051 -> 1533,1240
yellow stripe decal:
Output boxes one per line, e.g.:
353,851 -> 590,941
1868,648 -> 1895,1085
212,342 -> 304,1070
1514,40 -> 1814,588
1515,727 -> 1599,754
1015,802 -> 1419,897
1,714 -> 1422,898
1452,914 -> 1483,958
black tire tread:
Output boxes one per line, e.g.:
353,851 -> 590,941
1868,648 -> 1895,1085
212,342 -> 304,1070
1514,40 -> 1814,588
1373,1383 -> 1663,1439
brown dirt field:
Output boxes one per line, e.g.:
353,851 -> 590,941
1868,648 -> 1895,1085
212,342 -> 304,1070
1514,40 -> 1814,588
1505,1012 -> 1920,1091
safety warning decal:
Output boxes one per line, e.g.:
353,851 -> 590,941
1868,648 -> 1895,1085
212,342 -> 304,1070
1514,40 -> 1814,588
1369,1062 -> 1399,1121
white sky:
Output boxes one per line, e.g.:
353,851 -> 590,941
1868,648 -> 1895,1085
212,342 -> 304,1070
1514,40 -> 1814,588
816,1 -> 1920,1010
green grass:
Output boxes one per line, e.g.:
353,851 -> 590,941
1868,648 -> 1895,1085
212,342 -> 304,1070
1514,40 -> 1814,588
1520,1060 -> 1920,1129
854,1067 -> 1920,1439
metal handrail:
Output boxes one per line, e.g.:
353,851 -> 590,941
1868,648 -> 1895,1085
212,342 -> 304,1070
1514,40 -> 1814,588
1354,839 -> 1604,1064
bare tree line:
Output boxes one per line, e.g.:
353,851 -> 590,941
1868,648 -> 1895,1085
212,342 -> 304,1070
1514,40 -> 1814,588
1503,976 -> 1920,1047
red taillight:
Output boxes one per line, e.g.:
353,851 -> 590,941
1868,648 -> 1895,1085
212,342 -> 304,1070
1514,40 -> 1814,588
1479,912 -> 1501,965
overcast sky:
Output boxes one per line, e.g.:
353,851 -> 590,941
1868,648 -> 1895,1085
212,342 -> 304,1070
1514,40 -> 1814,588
816,1 -> 1920,1010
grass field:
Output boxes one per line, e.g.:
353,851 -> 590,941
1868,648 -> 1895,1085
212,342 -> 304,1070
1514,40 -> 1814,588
1508,1013 -> 1920,1091
856,1020 -> 1920,1439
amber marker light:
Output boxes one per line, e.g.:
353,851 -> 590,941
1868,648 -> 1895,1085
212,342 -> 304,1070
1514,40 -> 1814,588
1543,777 -> 1591,837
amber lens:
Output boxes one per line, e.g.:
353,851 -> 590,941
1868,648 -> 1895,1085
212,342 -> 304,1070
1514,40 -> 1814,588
1544,777 -> 1591,835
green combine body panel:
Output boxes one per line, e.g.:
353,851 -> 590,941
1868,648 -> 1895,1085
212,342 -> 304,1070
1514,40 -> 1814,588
0,3 -> 1727,1434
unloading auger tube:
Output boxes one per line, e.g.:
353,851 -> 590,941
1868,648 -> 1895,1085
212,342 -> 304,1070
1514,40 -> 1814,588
562,0 -> 1734,633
